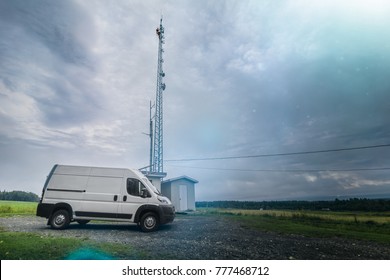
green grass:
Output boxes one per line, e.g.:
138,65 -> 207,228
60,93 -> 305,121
0,230 -> 84,259
198,208 -> 390,245
0,201 -> 37,217
0,229 -> 148,260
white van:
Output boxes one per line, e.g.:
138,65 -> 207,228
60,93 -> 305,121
36,164 -> 175,232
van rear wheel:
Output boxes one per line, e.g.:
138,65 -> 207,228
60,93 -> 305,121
140,212 -> 159,232
50,209 -> 70,230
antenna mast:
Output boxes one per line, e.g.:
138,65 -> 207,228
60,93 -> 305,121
151,17 -> 166,173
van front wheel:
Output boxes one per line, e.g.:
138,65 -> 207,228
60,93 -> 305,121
140,212 -> 159,232
50,209 -> 70,230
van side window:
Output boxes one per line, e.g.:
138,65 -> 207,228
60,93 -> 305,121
127,178 -> 149,197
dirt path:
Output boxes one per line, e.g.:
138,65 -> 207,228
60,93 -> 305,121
1,214 -> 389,259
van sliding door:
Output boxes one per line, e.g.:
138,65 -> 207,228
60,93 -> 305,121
77,176 -> 122,219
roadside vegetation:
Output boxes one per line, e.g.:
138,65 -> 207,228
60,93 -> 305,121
0,201 -> 37,217
0,230 -> 146,260
196,198 -> 390,211
198,207 -> 390,245
0,201 -> 146,259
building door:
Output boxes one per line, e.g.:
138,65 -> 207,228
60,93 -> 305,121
179,185 -> 187,211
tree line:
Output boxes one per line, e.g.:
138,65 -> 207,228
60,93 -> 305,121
196,198 -> 390,212
0,190 -> 39,202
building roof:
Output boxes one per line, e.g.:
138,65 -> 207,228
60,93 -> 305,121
141,171 -> 167,178
162,176 -> 199,184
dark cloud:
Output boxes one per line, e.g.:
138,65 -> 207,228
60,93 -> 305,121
0,0 -> 103,132
162,1 -> 390,200
0,0 -> 94,65
1,0 -> 390,200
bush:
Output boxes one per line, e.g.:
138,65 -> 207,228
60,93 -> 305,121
0,191 -> 39,202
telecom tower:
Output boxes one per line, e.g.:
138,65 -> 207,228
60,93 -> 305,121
151,18 -> 166,174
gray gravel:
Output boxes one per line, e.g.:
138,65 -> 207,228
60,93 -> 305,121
1,214 -> 389,259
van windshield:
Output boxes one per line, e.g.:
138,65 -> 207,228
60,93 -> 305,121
142,178 -> 161,195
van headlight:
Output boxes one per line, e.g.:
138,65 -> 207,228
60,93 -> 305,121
157,196 -> 171,204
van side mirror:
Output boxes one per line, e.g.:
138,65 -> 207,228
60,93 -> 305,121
141,190 -> 149,198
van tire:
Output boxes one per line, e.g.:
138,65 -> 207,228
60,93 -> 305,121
50,209 -> 70,230
140,212 -> 159,232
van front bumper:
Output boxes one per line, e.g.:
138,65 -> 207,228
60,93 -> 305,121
160,205 -> 175,224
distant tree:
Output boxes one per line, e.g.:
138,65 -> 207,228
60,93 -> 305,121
0,190 -> 39,202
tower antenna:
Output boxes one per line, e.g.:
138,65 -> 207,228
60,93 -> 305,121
151,17 -> 166,173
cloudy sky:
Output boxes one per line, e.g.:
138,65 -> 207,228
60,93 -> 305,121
1,0 -> 390,201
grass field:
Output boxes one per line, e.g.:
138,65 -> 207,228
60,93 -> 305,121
0,230 -> 146,260
0,200 -> 37,217
197,207 -> 390,223
0,200 -> 146,259
197,207 -> 390,244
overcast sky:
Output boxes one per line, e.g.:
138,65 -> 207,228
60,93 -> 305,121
1,0 -> 390,201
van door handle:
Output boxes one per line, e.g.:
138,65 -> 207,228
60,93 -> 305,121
123,195 -> 127,202
114,195 -> 118,201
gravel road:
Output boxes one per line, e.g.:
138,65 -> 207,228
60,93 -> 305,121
1,214 -> 389,259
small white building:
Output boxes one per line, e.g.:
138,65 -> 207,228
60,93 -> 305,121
161,176 -> 198,212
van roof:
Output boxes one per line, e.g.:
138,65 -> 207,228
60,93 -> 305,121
53,164 -> 140,177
